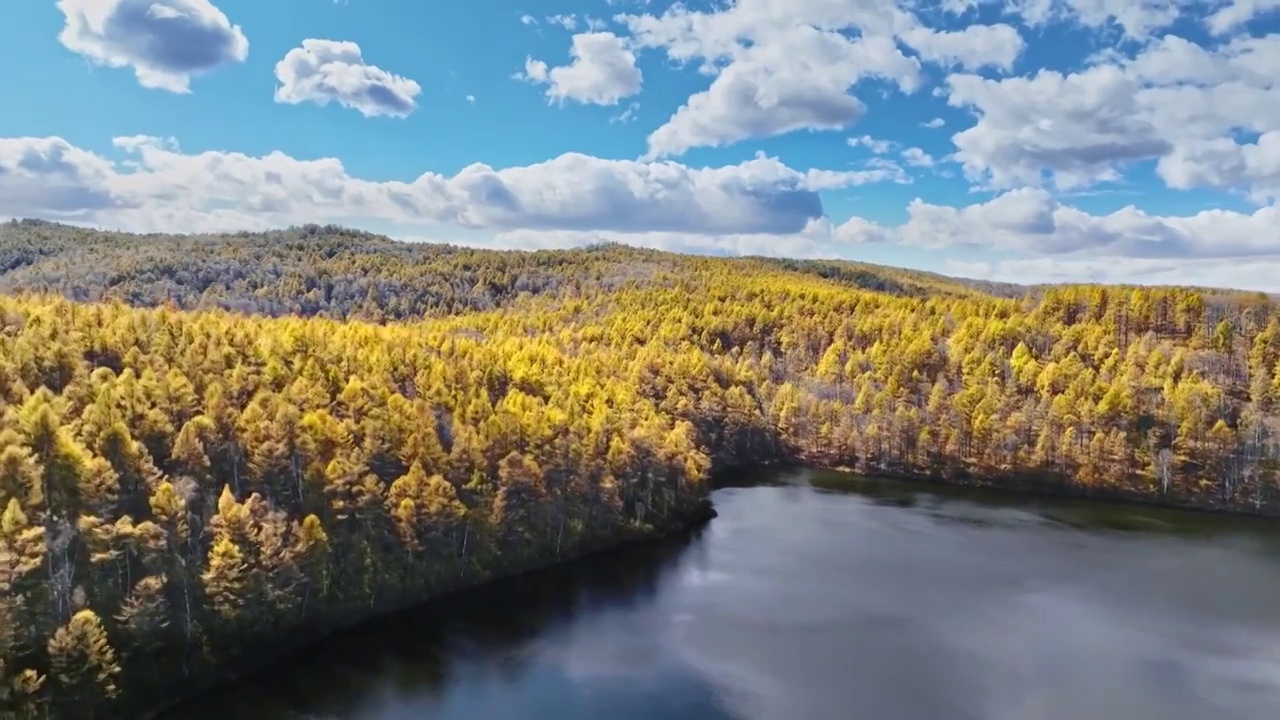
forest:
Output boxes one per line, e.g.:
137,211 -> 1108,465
1,218 -> 1279,718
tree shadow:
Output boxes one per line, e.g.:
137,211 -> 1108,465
159,524 -> 743,720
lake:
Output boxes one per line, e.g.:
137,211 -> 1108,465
162,468 -> 1280,720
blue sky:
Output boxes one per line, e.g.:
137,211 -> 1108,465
1,0 -> 1279,289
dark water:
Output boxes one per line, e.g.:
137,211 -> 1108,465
164,469 -> 1280,720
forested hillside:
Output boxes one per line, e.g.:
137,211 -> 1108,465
0,219 -> 1016,320
2,220 -> 1279,718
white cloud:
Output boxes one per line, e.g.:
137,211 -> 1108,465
804,164 -> 909,188
893,187 -> 1280,259
941,0 -> 983,14
1205,0 -> 1280,35
489,189 -> 1280,281
643,28 -> 922,158
274,39 -> 422,118
1000,0 -> 1183,40
0,135 -> 872,237
520,32 -> 641,106
901,148 -> 935,167
942,33 -> 1280,198
899,23 -> 1024,71
0,137 -> 127,217
1157,132 -> 1280,205
946,65 -> 1170,189
610,101 -> 641,123
26,0 -> 1280,293
618,0 -> 1026,157
830,215 -> 894,244
6,133 -> 1280,289
547,14 -> 578,30
56,0 -> 248,92
1108,34 -> 1279,95
1065,0 -> 1182,39
610,0 -> 1262,166
849,135 -> 896,154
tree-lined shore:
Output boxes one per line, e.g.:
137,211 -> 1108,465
1,221 -> 1278,718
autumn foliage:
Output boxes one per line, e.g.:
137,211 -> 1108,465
1,221 -> 1278,717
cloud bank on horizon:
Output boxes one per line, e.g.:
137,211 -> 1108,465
1,0 -> 1279,290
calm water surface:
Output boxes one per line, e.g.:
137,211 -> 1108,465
165,469 -> 1280,720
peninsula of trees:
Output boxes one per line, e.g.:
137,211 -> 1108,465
1,219 -> 1278,718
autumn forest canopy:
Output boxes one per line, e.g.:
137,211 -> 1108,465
2,218 -> 1280,718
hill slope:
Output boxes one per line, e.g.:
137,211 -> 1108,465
0,220 -> 1016,320
1,219 -> 1279,717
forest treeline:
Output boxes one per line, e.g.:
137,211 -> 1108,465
2,220 -> 1280,717
0,219 -> 1019,320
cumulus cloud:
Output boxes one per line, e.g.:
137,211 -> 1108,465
1204,0 -> 1280,35
1157,132 -> 1280,205
996,0 -> 1183,40
901,148 -> 935,167
274,39 -> 422,117
946,65 -> 1170,189
23,0 -> 1280,291
0,135 -> 877,236
899,23 -> 1024,71
617,0 -> 1026,157
942,33 -> 1280,198
1065,0 -> 1182,39
6,134 -> 1277,271
56,0 -> 248,92
892,188 -> 1280,259
643,28 -> 921,158
0,137 -> 129,217
610,0 -> 1274,164
487,188 -> 1280,283
830,216 -> 894,245
519,32 -> 642,105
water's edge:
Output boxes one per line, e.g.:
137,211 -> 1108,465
817,462 -> 1280,519
141,458 -> 1279,718
142,498 -> 718,720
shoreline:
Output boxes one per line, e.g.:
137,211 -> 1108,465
139,498 -> 718,720
133,459 -> 1277,719
715,455 -> 1280,518
815,463 -> 1280,520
